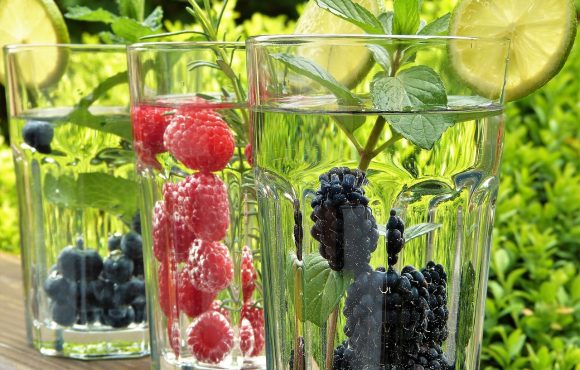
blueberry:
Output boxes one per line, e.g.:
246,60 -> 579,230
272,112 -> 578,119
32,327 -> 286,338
102,306 -> 135,328
51,302 -> 77,327
82,249 -> 103,281
131,296 -> 146,323
92,279 -> 116,308
121,232 -> 143,260
102,253 -> 134,284
44,275 -> 76,303
22,120 -> 54,154
76,306 -> 101,325
57,246 -> 82,280
132,258 -> 144,277
108,234 -> 122,252
131,211 -> 141,234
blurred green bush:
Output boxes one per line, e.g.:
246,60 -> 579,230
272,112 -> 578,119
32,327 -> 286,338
0,0 -> 578,368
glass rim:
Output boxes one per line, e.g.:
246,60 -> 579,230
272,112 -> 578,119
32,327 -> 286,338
128,41 -> 245,52
247,34 -> 511,46
3,43 -> 126,53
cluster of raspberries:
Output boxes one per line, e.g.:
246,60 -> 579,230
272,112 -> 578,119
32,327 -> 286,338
133,101 -> 261,364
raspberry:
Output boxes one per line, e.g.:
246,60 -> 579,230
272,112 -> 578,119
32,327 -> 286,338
242,245 -> 257,302
132,104 -> 173,168
167,316 -> 181,356
164,108 -> 234,172
177,269 -> 216,318
189,240 -> 233,294
239,318 -> 255,356
153,183 -> 197,262
186,311 -> 234,364
177,173 -> 229,242
210,300 -> 230,321
241,303 -> 265,356
157,261 -> 177,317
244,143 -> 254,167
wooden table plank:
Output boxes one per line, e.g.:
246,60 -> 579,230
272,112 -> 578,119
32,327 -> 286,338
0,253 -> 151,369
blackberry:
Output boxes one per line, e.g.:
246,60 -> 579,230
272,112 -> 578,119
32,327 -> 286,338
333,341 -> 354,370
22,120 -> 54,154
386,210 -> 405,266
421,262 -> 449,347
311,167 -> 378,273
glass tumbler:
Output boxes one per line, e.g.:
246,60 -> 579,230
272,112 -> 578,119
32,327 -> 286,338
127,42 -> 265,369
4,44 -> 149,358
247,35 -> 510,370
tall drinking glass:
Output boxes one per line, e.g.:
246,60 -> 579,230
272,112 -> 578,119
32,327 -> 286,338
127,42 -> 265,369
4,44 -> 148,358
247,35 -> 510,370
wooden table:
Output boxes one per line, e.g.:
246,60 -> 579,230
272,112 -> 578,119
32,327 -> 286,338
0,253 -> 151,369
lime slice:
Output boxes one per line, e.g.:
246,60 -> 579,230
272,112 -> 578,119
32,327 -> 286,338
449,0 -> 577,101
0,0 -> 70,86
294,0 -> 382,88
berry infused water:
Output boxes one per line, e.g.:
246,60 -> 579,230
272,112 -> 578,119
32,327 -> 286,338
132,98 -> 265,369
252,100 -> 504,370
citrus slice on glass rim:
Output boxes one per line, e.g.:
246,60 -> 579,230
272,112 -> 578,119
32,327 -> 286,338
449,0 -> 577,101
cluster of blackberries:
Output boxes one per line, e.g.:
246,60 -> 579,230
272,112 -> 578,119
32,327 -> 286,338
43,227 -> 146,328
310,167 -> 379,274
336,264 -> 449,370
386,210 -> 405,266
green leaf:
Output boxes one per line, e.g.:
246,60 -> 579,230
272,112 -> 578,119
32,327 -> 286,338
371,66 -> 453,149
368,45 -> 391,72
65,7 -> 118,24
302,253 -> 348,327
143,6 -> 164,29
271,53 -> 362,105
333,115 -> 365,134
405,222 -> 442,241
111,17 -> 158,42
378,12 -> 394,34
76,72 -> 128,110
66,109 -> 133,142
44,173 -> 138,222
388,114 -> 454,150
116,0 -> 144,21
315,0 -> 383,34
418,13 -> 451,36
393,0 -> 420,35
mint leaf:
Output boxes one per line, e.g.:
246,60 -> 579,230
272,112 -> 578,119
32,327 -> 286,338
65,7 -> 118,24
143,6 -> 164,29
44,173 -> 138,222
371,66 -> 453,149
371,66 -> 447,110
271,53 -> 362,105
389,114 -> 453,149
333,115 -> 365,134
111,18 -> 158,42
116,0 -> 144,21
393,0 -> 420,35
76,72 -> 128,110
315,0 -> 383,34
368,45 -> 391,72
378,12 -> 394,34
418,13 -> 451,36
405,223 -> 442,241
66,109 -> 133,142
302,253 -> 348,327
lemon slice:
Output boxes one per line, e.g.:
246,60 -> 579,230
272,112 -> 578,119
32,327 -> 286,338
449,0 -> 577,101
0,0 -> 70,86
294,0 -> 382,88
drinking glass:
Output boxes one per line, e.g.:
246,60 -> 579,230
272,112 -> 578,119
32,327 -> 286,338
127,42 -> 265,369
247,35 -> 510,370
4,44 -> 149,359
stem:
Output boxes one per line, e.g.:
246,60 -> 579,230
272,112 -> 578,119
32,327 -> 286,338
325,308 -> 339,370
371,132 -> 403,157
358,116 -> 386,172
332,117 -> 363,154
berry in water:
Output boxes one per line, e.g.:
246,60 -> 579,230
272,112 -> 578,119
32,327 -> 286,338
241,245 -> 257,302
102,305 -> 135,328
44,275 -> 76,303
186,311 -> 234,364
177,268 -> 216,318
82,249 -> 103,281
22,120 -> 54,154
239,317 -> 255,356
241,302 -> 265,356
132,104 -> 174,168
121,231 -> 143,260
108,234 -> 122,252
311,167 -> 378,274
189,239 -> 233,294
51,302 -> 77,327
164,107 -> 234,172
57,246 -> 82,280
102,253 -> 134,284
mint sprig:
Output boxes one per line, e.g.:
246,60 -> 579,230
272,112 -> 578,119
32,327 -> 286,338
315,0 -> 383,34
393,0 -> 420,35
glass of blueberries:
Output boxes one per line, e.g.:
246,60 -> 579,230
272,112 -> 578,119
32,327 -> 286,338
5,45 -> 149,359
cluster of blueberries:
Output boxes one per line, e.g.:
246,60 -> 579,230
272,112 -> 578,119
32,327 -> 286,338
309,167 -> 451,370
43,219 -> 146,328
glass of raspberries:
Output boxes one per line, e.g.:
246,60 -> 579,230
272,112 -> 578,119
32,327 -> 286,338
128,42 -> 265,369
247,36 -> 508,370
6,45 -> 149,359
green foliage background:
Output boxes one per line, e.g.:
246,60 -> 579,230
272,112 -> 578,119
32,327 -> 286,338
0,0 -> 578,369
